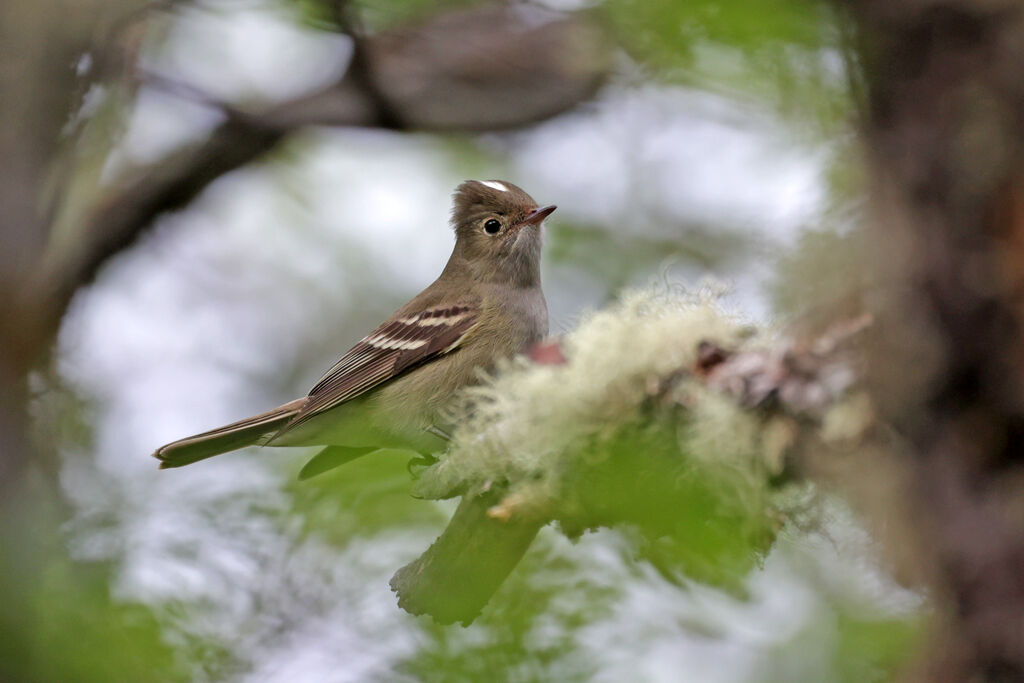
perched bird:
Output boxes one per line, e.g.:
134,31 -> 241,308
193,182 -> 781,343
154,180 -> 555,476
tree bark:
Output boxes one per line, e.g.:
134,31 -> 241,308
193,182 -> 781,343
839,0 -> 1024,679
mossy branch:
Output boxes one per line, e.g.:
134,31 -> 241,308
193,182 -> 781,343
392,287 -> 874,624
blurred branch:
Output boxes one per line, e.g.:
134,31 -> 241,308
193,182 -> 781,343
0,1 -> 184,678
21,2 -> 611,363
330,0 -> 404,129
0,0 -> 146,484
23,109 -> 287,349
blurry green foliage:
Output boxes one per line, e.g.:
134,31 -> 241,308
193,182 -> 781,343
547,220 -> 757,291
1,486 -> 185,683
30,560 -> 185,682
758,603 -> 920,682
292,0 -> 476,31
603,0 -> 851,134
832,612 -> 921,683
554,414 -> 778,593
398,535 -> 614,682
290,0 -> 342,30
288,448 -> 448,544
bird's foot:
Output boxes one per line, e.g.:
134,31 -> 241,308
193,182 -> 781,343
407,452 -> 439,478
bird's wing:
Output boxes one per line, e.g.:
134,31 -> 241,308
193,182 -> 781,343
278,303 -> 479,434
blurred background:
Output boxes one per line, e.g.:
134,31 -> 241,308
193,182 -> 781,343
0,0 -> 927,681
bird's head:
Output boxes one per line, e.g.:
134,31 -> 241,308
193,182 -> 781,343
449,180 -> 556,286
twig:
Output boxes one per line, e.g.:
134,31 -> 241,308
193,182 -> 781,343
331,0 -> 404,128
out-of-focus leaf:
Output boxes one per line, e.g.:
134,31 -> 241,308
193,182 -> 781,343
833,612 -> 921,683
288,449 -> 447,545
297,445 -> 377,480
602,0 -> 849,134
291,0 -> 475,31
397,532 -> 614,681
546,221 -> 756,290
1,484 -> 185,683
558,415 -> 777,593
604,0 -> 829,70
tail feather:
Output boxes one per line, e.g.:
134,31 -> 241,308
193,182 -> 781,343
154,398 -> 305,469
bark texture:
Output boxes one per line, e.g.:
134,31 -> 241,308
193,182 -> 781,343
840,1 -> 1024,679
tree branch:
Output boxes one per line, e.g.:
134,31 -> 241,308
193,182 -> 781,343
394,295 -> 876,623
19,2 -> 611,366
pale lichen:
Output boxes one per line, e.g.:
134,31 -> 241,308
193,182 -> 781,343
414,284 -> 763,520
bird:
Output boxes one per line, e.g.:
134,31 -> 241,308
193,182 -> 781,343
153,180 -> 555,478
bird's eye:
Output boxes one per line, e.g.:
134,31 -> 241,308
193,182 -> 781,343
484,219 -> 502,234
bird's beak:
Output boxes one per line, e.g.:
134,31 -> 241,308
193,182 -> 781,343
520,205 -> 557,227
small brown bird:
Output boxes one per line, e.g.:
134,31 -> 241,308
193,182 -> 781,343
154,180 -> 555,477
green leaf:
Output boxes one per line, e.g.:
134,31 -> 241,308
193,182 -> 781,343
298,445 -> 377,480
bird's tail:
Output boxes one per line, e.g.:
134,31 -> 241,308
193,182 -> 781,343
153,398 -> 305,469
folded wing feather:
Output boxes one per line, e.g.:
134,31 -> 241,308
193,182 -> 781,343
152,303 -> 479,468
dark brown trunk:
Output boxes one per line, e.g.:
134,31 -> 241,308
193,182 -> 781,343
839,1 -> 1024,679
